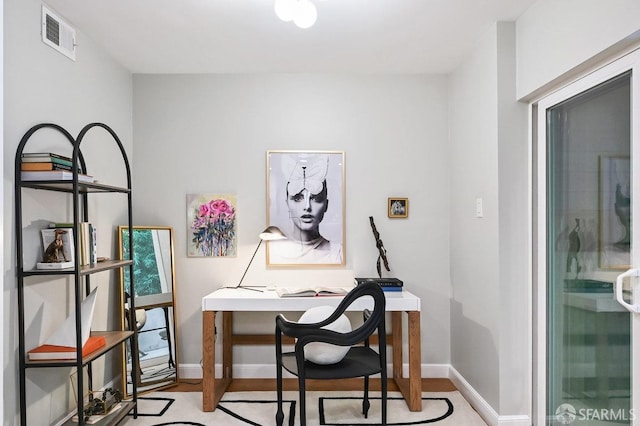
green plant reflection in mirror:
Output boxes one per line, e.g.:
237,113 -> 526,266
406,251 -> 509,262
122,228 -> 165,296
118,225 -> 178,397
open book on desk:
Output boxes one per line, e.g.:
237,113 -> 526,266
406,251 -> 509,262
276,286 -> 352,298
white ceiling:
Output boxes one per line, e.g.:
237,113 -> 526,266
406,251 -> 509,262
43,0 -> 538,74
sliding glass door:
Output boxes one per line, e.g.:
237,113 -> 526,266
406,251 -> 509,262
536,50 -> 640,425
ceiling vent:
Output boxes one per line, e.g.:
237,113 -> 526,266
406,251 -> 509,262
41,5 -> 76,61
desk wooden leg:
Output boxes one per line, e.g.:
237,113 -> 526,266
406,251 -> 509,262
202,310 -> 233,412
223,312 -> 233,379
407,311 -> 422,411
392,312 -> 403,379
391,311 -> 422,412
202,311 -> 216,411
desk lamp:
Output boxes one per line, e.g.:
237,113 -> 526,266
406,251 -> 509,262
231,226 -> 286,292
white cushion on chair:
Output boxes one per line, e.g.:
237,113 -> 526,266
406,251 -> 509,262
298,306 -> 352,365
135,309 -> 147,330
125,308 -> 147,331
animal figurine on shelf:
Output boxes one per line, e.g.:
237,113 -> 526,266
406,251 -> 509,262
43,229 -> 69,263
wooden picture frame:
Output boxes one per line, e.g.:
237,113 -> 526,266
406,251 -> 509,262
266,150 -> 345,267
388,197 -> 409,218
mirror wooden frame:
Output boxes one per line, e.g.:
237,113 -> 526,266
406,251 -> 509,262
117,225 -> 179,397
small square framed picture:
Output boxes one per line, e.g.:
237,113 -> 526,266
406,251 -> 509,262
388,198 -> 409,218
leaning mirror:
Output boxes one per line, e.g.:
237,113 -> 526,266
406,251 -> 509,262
118,225 -> 178,397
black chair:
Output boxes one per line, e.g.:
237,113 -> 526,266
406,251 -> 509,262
275,281 -> 387,426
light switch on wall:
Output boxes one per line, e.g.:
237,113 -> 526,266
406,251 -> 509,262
475,198 -> 484,218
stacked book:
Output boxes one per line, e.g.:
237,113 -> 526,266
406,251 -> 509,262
75,222 -> 98,266
354,277 -> 404,294
20,152 -> 94,183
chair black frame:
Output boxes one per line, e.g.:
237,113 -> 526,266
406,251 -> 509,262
275,281 -> 387,426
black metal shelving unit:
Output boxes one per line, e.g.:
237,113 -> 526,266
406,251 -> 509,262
15,123 -> 138,425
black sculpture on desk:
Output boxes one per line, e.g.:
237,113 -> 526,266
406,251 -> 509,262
369,216 -> 391,278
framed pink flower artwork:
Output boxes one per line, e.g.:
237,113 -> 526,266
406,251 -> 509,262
187,193 -> 237,257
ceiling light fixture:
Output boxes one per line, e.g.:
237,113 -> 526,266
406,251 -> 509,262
274,0 -> 318,29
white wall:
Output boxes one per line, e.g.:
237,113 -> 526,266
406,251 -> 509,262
448,22 -> 529,419
3,0 -> 133,424
516,0 -> 640,100
496,22 -> 530,418
449,23 -> 501,411
131,74 -> 452,369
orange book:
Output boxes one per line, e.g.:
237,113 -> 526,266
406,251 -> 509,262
28,335 -> 106,361
21,162 -> 71,171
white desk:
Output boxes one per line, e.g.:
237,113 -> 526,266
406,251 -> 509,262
136,292 -> 173,310
201,288 -> 422,412
563,292 -> 625,313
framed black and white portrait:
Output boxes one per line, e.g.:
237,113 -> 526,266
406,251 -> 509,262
388,197 -> 409,218
266,150 -> 346,267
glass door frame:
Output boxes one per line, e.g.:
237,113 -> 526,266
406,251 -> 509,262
535,48 -> 640,425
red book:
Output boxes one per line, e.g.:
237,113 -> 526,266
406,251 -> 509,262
27,335 -> 106,361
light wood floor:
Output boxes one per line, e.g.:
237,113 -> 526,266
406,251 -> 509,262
167,378 -> 457,393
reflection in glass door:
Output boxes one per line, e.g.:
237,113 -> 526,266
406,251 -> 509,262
543,70 -> 633,425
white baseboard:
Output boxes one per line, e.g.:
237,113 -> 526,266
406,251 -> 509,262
180,363 -> 203,379
179,362 -> 531,426
449,366 -> 530,426
422,363 -> 450,378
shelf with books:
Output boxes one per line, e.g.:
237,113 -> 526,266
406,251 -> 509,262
14,122 -> 137,425
25,331 -> 135,367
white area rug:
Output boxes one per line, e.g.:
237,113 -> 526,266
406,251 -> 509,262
121,390 -> 487,425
